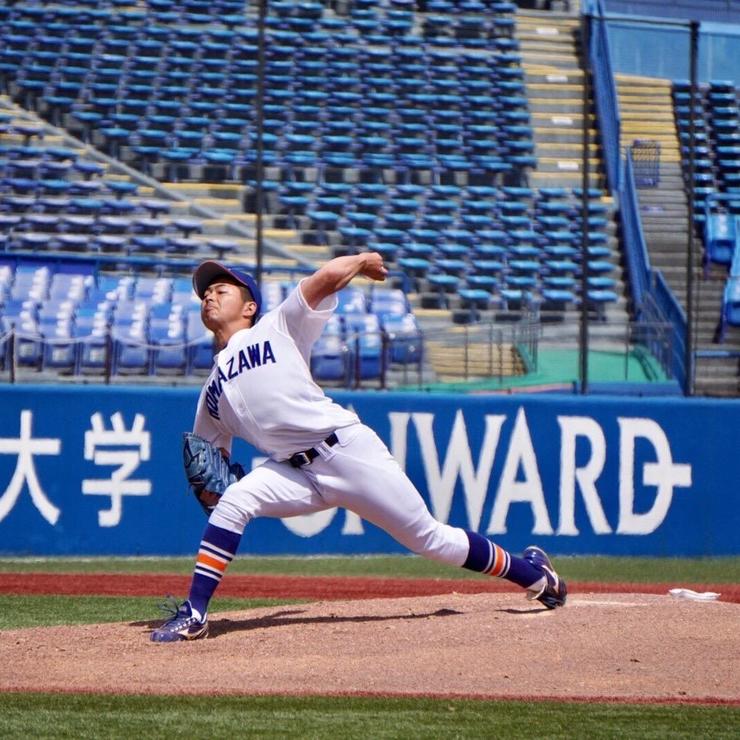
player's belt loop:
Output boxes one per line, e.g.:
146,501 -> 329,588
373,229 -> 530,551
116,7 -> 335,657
289,432 -> 339,468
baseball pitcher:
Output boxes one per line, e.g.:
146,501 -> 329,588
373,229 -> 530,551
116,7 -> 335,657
151,254 -> 566,642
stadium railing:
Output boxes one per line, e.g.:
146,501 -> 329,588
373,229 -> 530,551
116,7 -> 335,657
644,273 -> 687,389
619,151 -> 688,388
585,0 -> 621,193
619,152 -> 652,315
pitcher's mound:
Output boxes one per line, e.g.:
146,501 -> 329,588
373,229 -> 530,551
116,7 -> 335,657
2,592 -> 738,704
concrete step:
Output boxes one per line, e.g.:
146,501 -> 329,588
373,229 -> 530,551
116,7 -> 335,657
638,199 -> 688,214
525,66 -> 584,83
518,19 -> 578,36
533,128 -> 600,145
695,369 -> 740,384
642,208 -> 690,219
616,74 -> 674,90
635,183 -> 686,197
536,141 -> 601,156
526,81 -> 584,99
519,37 -> 578,55
528,96 -> 585,114
516,16 -> 579,31
623,148 -> 682,165
640,221 -> 696,235
534,156 -> 602,174
643,253 -> 692,268
642,229 -> 691,240
620,111 -> 677,127
694,361 -> 740,379
647,160 -> 688,175
637,184 -> 687,198
619,103 -> 676,118
532,109 -> 594,125
519,49 -> 583,69
621,137 -> 680,154
693,381 -> 740,397
642,228 -> 690,238
530,170 -> 608,189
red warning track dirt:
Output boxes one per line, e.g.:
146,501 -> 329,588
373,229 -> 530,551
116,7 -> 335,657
0,572 -> 738,602
2,574 -> 739,705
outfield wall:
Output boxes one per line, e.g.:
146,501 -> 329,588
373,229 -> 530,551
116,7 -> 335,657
0,385 -> 738,557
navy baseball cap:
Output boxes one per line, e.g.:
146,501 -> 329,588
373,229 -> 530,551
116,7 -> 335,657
193,260 -> 262,315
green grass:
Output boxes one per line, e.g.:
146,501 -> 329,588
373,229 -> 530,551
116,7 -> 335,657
1,554 -> 738,582
0,694 -> 737,739
0,595 -> 298,630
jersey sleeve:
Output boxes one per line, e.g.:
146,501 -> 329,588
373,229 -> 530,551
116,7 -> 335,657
279,279 -> 338,350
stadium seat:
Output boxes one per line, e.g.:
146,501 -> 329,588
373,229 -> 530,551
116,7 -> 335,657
151,316 -> 187,374
704,211 -> 737,273
187,321 -> 215,373
41,321 -> 77,373
370,287 -> 409,320
311,330 -> 348,383
336,287 -> 367,315
719,277 -> 740,342
113,319 -> 150,375
345,312 -> 384,381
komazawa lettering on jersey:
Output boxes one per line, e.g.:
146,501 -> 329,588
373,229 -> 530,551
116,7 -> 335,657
205,340 -> 276,419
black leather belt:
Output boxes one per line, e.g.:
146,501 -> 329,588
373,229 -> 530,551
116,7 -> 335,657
289,432 -> 339,468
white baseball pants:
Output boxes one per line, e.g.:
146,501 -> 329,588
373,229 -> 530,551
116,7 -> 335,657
209,423 -> 470,566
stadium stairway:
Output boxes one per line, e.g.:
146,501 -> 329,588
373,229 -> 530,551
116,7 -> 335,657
616,74 -> 740,396
517,8 -> 629,340
159,180 -> 326,267
0,94 -> 305,276
424,338 -> 526,384
517,12 -> 603,189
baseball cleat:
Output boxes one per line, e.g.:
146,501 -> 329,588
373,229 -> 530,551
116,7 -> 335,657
523,546 -> 567,609
150,598 -> 208,643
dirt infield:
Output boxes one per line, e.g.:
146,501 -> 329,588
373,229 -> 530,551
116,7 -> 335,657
1,575 -> 739,704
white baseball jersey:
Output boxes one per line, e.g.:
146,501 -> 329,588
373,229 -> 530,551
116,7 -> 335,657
192,280 -> 360,461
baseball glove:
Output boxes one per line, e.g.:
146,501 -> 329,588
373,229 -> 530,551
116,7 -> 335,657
183,432 -> 245,514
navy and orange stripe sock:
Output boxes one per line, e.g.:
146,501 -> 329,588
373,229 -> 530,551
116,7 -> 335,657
188,523 -> 241,619
463,530 -> 541,589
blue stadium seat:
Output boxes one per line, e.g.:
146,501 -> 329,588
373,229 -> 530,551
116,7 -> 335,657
186,319 -> 214,373
457,287 -> 496,322
499,287 -> 529,312
704,211 -> 736,273
311,328 -> 348,383
14,320 -> 44,368
113,319 -> 150,375
336,287 -> 367,315
370,287 -> 409,320
75,321 -> 109,375
345,312 -> 384,381
586,289 -> 619,320
42,321 -> 77,373
151,316 -> 187,374
720,276 -> 740,340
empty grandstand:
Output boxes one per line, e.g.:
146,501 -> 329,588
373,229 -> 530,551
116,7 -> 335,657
0,0 -> 737,394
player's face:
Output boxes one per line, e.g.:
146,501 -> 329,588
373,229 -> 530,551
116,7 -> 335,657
200,280 -> 256,332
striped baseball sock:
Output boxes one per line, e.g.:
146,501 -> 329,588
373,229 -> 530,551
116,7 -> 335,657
187,523 -> 241,620
462,531 -> 541,589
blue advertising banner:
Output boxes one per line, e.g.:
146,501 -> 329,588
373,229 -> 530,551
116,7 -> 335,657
0,384 -> 738,557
